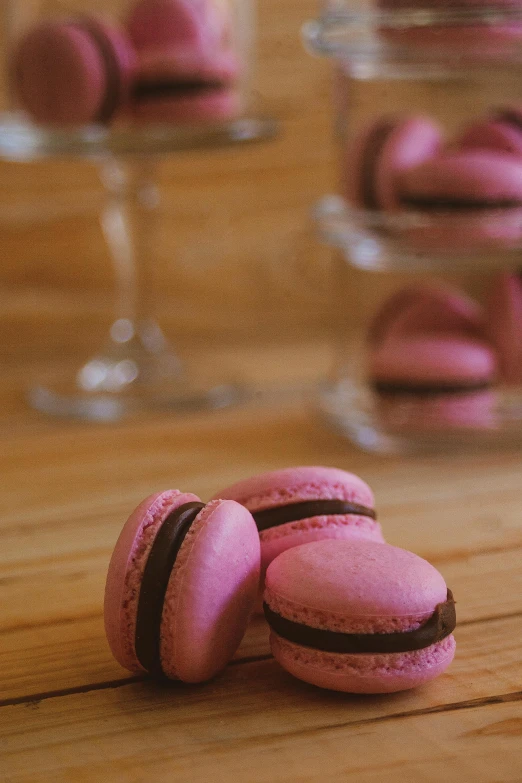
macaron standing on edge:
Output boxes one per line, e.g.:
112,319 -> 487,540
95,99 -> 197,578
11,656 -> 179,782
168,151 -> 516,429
104,489 -> 260,683
264,539 -> 457,694
12,16 -> 135,126
214,466 -> 385,580
345,114 -> 442,211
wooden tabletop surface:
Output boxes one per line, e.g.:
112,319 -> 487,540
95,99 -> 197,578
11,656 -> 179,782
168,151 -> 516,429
1,360 -> 522,782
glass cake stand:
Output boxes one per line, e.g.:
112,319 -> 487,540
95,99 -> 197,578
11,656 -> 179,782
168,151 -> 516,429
0,114 -> 277,420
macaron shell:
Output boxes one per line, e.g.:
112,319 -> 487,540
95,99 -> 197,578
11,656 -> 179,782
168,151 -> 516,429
458,118 -> 522,156
370,335 -> 497,385
376,116 -> 442,210
104,489 -> 201,673
264,540 -> 448,632
270,633 -> 456,693
13,22 -> 106,125
128,0 -> 206,51
343,118 -> 391,208
398,151 -> 522,204
214,466 -> 375,512
368,284 -> 485,346
375,388 -> 499,432
260,516 -> 384,578
486,272 -> 522,384
160,499 -> 260,682
13,18 -> 135,126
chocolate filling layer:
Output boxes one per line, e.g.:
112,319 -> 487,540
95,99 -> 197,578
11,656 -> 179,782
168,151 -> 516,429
401,196 -> 522,209
264,589 -> 455,654
133,79 -> 224,102
253,499 -> 376,533
372,380 -> 491,397
496,109 -> 522,131
135,501 -> 205,676
361,121 -> 394,210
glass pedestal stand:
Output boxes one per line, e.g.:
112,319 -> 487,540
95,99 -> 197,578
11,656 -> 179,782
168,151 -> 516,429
314,195 -> 522,455
0,116 -> 276,420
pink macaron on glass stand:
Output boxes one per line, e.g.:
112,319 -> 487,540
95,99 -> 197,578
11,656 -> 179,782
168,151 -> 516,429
306,2 -> 522,271
0,0 -> 276,420
304,3 -> 522,452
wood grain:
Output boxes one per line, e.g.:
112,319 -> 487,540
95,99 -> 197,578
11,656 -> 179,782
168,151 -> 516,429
0,568 -> 521,704
1,616 -> 521,780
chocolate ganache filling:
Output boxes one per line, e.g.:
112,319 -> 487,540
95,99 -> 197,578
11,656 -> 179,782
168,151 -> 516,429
133,79 -> 224,102
372,379 -> 491,397
75,19 -> 122,124
253,499 -> 376,533
264,589 -> 456,654
135,501 -> 205,676
401,196 -> 522,209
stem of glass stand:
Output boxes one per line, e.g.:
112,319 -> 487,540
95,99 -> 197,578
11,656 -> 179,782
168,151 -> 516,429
100,157 -> 177,359
28,152 -> 243,419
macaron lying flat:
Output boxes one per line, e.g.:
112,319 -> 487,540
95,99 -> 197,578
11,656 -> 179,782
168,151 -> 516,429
104,489 -> 260,683
127,0 -> 239,124
398,150 -> 522,209
13,17 -> 135,126
486,272 -> 522,384
214,466 -> 384,578
370,335 -> 496,393
264,540 -> 456,693
131,48 -> 239,123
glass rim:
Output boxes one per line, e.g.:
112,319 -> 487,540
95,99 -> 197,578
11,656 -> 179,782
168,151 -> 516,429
304,6 -> 522,59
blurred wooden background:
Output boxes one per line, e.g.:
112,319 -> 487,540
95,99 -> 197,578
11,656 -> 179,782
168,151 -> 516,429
0,0 -> 339,358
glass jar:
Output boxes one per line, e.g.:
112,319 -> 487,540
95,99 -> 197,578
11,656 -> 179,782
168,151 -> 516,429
306,2 -> 522,451
307,1 -> 522,270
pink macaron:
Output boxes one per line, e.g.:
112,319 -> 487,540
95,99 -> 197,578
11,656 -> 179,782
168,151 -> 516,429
345,115 -> 442,211
104,489 -> 260,683
12,17 -> 135,126
370,334 -> 497,393
214,466 -> 384,582
127,0 -> 230,55
131,48 -> 239,123
368,285 -> 498,431
127,0 -> 239,124
370,335 -> 499,432
368,283 -> 486,346
396,149 -> 522,249
264,539 -> 456,693
459,107 -> 522,157
486,271 -> 522,384
398,150 -> 522,209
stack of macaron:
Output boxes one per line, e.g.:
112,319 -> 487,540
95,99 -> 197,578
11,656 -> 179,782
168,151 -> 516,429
11,0 -> 241,127
368,277 -> 522,432
105,465 -> 457,694
345,108 -> 522,252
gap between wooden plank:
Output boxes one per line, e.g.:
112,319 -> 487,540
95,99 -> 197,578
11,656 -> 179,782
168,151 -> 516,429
0,611 -> 519,710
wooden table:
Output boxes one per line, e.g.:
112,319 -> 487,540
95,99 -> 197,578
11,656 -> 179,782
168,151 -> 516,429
2,368 -> 522,781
